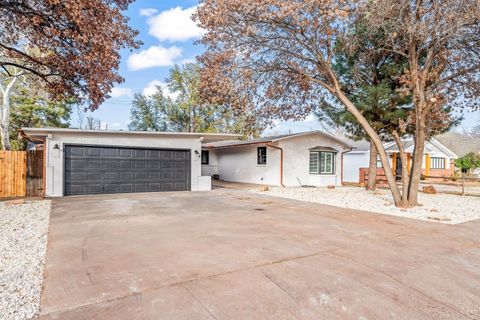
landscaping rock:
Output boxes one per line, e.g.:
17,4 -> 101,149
259,185 -> 269,192
423,186 -> 437,194
327,185 -> 336,190
0,200 -> 51,319
251,186 -> 480,224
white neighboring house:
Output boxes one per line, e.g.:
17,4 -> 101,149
343,137 -> 459,183
201,131 -> 352,187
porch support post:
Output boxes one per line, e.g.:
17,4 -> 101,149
425,154 -> 430,177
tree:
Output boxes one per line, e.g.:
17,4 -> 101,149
455,153 -> 480,175
316,24 -> 412,191
10,89 -> 72,150
362,0 -> 480,205
196,0 -> 479,207
0,67 -> 23,149
0,0 -> 139,109
128,92 -> 170,132
129,63 -> 262,137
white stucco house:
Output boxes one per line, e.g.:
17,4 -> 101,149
21,128 -> 240,197
201,131 -> 352,187
343,137 -> 459,183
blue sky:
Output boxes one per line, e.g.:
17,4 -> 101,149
82,0 -> 479,134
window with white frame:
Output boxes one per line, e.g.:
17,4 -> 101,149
376,155 -> 383,168
309,151 -> 335,174
430,157 -> 445,169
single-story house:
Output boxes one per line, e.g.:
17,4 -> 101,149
343,137 -> 459,183
201,131 -> 352,187
21,128 -> 240,197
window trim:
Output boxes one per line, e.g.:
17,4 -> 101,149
201,150 -> 209,165
309,151 -> 336,175
430,157 -> 445,169
257,146 -> 267,165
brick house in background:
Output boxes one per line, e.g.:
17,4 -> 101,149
343,137 -> 458,184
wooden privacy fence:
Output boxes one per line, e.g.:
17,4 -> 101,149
0,150 -> 44,198
0,151 -> 27,198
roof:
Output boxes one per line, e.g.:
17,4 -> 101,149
203,130 -> 352,149
309,146 -> 338,152
435,132 -> 480,157
21,127 -> 241,143
339,138 -> 371,152
382,138 -> 458,159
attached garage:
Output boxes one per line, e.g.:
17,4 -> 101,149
64,145 -> 191,195
21,128 -> 239,197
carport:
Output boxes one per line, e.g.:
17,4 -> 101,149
21,128 -> 239,196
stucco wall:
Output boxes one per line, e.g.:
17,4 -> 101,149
279,134 -> 346,187
215,144 -> 281,185
44,132 -> 204,197
201,149 -> 219,176
211,133 -> 349,187
342,152 -> 370,183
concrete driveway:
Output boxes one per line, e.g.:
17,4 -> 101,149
39,188 -> 480,319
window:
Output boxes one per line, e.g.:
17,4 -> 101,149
430,157 -> 445,169
257,147 -> 267,165
376,155 -> 383,168
201,150 -> 209,165
309,151 -> 335,174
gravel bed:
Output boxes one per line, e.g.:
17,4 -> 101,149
0,200 -> 51,320
252,186 -> 480,224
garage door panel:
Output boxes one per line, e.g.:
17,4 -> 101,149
64,145 -> 190,196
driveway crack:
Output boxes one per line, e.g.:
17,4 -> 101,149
183,285 -> 219,320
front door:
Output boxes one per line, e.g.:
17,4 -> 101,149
395,153 -> 402,179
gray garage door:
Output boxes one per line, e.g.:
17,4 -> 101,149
64,145 -> 190,196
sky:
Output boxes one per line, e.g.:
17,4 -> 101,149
81,0 -> 480,135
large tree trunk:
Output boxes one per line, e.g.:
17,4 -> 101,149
407,121 -> 426,206
335,90 -> 404,207
367,141 -> 377,191
0,77 -> 16,151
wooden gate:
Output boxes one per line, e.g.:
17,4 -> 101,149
26,150 -> 44,197
0,151 -> 27,198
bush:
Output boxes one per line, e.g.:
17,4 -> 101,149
455,152 -> 480,174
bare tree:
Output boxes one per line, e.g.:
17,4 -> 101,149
364,0 -> 480,205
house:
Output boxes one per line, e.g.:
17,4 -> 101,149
21,128 -> 240,196
201,131 -> 352,187
342,137 -> 459,184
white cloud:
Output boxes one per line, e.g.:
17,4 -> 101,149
143,80 -> 179,100
112,122 -> 122,127
109,87 -> 133,98
139,8 -> 158,16
127,45 -> 182,71
147,6 -> 205,42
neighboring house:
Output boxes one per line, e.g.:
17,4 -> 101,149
201,131 -> 352,187
21,128 -> 239,197
343,137 -> 459,183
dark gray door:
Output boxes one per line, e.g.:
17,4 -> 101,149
64,145 -> 190,196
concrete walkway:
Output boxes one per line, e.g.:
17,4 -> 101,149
39,188 -> 480,319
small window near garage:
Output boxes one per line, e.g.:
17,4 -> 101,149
257,147 -> 267,165
309,151 -> 335,174
201,150 -> 209,165
430,157 -> 445,169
